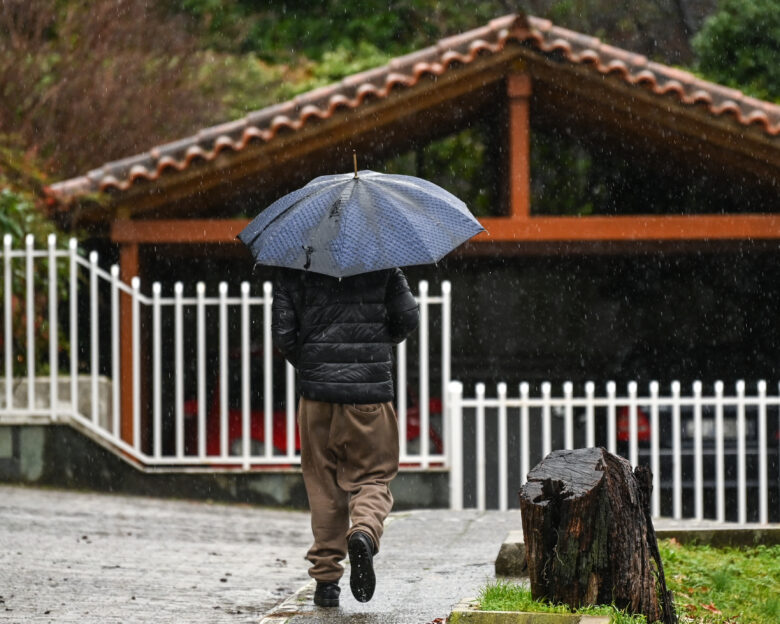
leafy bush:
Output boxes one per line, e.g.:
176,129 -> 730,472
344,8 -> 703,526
0,141 -> 72,375
692,0 -> 780,101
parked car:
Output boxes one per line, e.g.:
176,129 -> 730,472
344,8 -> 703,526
183,346 -> 443,460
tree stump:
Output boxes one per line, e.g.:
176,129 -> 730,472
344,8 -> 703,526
519,447 -> 676,624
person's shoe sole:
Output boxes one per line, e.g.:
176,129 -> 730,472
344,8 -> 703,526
348,532 -> 375,603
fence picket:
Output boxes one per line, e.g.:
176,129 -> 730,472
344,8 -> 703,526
693,380 -> 704,520
650,380 -> 660,518
715,380 -> 725,522
263,281 -> 273,459
89,251 -> 98,425
47,235 -> 58,420
758,380 -> 768,524
110,266 -> 120,437
197,282 -> 207,459
419,280 -> 430,468
4,235 -> 12,411
132,277 -> 141,452
68,238 -> 78,419
737,380 -> 747,524
152,283 -> 162,459
26,235 -> 35,410
475,383 -> 486,511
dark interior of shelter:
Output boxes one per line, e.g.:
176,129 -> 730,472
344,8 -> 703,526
79,240 -> 779,406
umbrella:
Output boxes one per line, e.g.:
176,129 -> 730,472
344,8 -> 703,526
238,166 -> 485,278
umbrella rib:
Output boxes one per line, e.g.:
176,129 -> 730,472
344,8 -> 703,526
242,183 -> 345,249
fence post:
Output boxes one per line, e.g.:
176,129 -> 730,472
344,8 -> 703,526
110,265 -> 120,437
475,382 -> 486,511
241,281 -> 251,468
649,380 -> 660,518
542,382 -> 552,458
520,382 -> 530,485
263,281 -> 273,459
219,282 -> 229,458
606,381 -> 617,455
89,251 -> 99,425
672,380 -> 682,520
197,282 -> 207,459
441,280 -> 451,463
715,380 -> 725,522
628,381 -> 638,467
448,380 -> 464,511
26,235 -> 35,410
47,234 -> 58,420
174,282 -> 184,459
68,238 -> 78,419
584,381 -> 595,449
498,382 -> 508,511
152,282 -> 162,459
758,380 -> 768,524
132,277 -> 141,453
693,380 -> 704,520
4,235 -> 13,411
736,380 -> 747,524
397,338 -> 407,458
419,280 -> 430,467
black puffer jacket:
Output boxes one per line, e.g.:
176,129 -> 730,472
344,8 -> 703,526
271,267 -> 419,403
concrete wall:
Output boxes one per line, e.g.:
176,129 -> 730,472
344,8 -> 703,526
0,424 -> 449,510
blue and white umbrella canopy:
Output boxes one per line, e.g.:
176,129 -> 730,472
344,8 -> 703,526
238,170 -> 485,278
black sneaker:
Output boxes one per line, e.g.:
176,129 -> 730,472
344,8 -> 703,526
313,581 -> 340,607
348,531 -> 376,603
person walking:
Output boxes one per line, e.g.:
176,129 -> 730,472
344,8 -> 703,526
271,266 -> 419,608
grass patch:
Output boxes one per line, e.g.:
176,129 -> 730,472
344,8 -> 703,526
478,581 -> 646,623
479,540 -> 780,623
659,539 -> 780,623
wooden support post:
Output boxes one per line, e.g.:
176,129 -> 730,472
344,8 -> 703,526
119,241 -> 139,445
507,72 -> 532,220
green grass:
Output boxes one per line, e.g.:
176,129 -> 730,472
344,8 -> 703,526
478,581 -> 646,623
659,540 -> 780,623
479,540 -> 780,624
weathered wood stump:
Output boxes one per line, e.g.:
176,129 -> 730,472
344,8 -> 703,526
519,447 -> 676,624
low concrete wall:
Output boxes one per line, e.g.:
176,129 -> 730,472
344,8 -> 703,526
0,424 -> 449,509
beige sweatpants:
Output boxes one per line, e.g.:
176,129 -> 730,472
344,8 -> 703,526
298,397 -> 399,583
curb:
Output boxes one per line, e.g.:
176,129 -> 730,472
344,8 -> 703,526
448,599 -> 609,624
495,523 -> 780,576
654,525 -> 780,547
495,530 -> 527,577
259,581 -> 316,624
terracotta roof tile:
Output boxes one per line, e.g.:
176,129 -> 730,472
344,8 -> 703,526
47,12 -> 779,204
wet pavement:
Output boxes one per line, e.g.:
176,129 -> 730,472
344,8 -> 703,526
264,509 -> 522,624
0,484 -> 521,623
0,484 -> 312,623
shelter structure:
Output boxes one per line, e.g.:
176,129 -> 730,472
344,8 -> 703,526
46,14 -> 780,445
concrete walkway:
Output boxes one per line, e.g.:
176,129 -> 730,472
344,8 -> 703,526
0,485 -> 521,623
0,485 -> 313,623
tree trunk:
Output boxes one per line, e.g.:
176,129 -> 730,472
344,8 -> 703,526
519,447 -> 676,624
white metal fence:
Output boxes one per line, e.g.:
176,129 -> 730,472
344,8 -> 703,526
448,380 -> 780,523
5,235 -> 780,523
1,235 -> 450,469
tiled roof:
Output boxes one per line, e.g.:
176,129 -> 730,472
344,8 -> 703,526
46,13 -> 780,204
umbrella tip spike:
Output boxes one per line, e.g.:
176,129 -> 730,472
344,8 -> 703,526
353,150 -> 358,178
